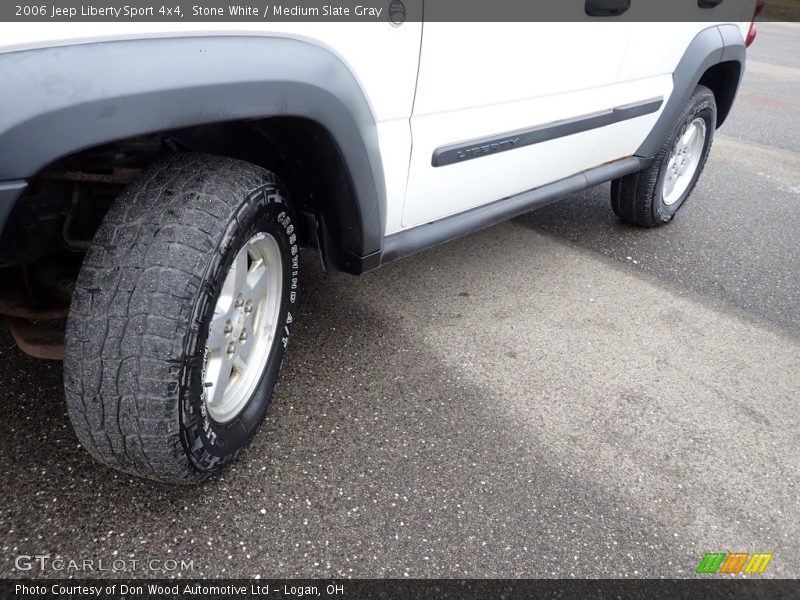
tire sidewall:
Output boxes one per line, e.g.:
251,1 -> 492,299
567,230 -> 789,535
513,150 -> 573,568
182,188 -> 299,469
653,92 -> 716,222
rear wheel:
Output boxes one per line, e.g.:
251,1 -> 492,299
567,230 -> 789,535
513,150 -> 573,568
63,154 -> 300,483
611,84 -> 716,227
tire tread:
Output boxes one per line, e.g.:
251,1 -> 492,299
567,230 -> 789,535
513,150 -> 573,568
64,154 -> 280,483
611,85 -> 716,227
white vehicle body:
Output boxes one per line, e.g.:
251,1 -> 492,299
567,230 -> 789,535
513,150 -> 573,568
0,9 -> 757,481
0,19 -> 749,238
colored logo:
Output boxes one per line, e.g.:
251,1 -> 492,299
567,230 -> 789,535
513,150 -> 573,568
696,552 -> 773,574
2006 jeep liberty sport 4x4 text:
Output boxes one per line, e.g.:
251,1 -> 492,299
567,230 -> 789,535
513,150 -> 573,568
0,3 -> 763,482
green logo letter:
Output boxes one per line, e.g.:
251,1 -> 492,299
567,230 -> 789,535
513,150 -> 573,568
696,553 -> 726,574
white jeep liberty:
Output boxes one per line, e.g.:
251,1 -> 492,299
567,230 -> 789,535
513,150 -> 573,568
0,3 -> 762,482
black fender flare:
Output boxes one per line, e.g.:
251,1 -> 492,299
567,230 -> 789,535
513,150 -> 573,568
636,24 -> 745,159
0,36 -> 386,266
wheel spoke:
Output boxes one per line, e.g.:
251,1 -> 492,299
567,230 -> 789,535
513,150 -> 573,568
662,172 -> 676,199
204,354 -> 232,407
232,354 -> 249,375
232,248 -> 249,295
246,263 -> 270,303
237,320 -> 259,364
680,125 -> 696,148
206,312 -> 230,353
662,117 -> 707,206
202,232 -> 284,424
217,259 -> 239,315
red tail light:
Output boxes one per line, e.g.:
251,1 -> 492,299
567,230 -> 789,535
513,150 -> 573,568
746,22 -> 757,47
746,0 -> 766,47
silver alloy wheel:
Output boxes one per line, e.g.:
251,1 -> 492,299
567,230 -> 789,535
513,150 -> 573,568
202,233 -> 283,424
662,117 -> 707,206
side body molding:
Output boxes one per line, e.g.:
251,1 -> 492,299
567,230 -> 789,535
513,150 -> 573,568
0,36 -> 386,266
636,24 -> 745,158
381,24 -> 747,268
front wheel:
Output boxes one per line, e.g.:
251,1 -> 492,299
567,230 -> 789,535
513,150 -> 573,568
63,154 -> 300,483
611,84 -> 716,227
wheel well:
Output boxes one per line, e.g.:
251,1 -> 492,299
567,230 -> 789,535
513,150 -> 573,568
0,117 -> 358,274
698,60 -> 742,127
167,117 -> 361,273
0,117 -> 363,326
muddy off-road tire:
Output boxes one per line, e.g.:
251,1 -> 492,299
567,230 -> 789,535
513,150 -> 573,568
611,84 -> 716,227
64,154 -> 300,483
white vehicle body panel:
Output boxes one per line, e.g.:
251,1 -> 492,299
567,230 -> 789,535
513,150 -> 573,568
399,22 -> 720,230
0,22 -> 422,231
0,20 -> 747,239
0,22 -> 421,120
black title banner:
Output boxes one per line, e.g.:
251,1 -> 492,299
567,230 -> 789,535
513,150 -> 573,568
5,579 -> 800,600
2,0 -> 799,23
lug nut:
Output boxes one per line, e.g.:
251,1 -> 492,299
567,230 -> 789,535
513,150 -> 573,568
226,342 -> 236,355
239,330 -> 248,343
224,320 -> 233,334
235,295 -> 244,308
244,301 -> 253,314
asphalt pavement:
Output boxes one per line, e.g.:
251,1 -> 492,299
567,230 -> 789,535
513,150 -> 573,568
1,24 -> 798,579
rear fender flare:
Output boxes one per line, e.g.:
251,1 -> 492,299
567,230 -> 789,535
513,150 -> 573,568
636,24 -> 745,158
